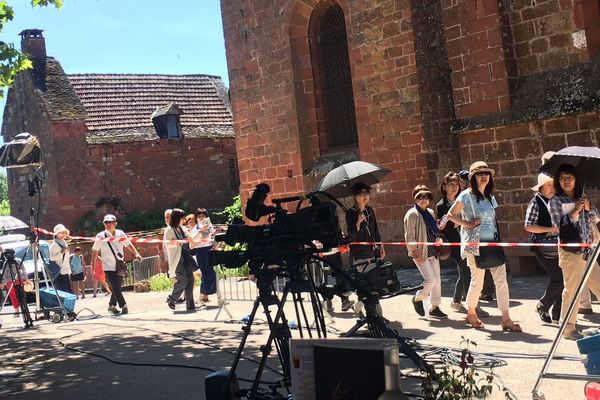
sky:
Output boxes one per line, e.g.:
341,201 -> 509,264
0,0 -> 230,137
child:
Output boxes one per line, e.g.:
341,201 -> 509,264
70,247 -> 86,298
92,256 -> 111,297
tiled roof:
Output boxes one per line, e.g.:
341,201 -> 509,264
67,73 -> 233,133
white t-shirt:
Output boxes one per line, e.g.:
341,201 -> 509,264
50,241 -> 71,275
92,229 -> 129,272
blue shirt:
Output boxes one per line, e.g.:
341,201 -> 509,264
70,254 -> 84,275
457,189 -> 499,241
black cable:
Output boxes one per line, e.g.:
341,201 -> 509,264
54,317 -> 283,384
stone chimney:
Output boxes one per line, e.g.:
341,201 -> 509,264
19,29 -> 46,59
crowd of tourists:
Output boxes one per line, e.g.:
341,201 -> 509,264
348,152 -> 597,340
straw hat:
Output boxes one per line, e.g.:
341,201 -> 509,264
52,224 -> 70,237
468,161 -> 495,179
531,173 -> 554,191
23,281 -> 34,292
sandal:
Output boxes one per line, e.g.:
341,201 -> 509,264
501,322 -> 522,332
465,315 -> 485,329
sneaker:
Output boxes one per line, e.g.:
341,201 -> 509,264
564,328 -> 584,341
450,301 -> 467,313
108,305 -> 120,315
536,303 -> 552,324
429,307 -> 448,319
166,296 -> 176,310
412,296 -> 425,317
475,306 -> 489,318
120,306 -> 128,315
578,308 -> 594,315
341,298 -> 355,312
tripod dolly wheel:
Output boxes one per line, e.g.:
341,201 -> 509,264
51,312 -> 63,323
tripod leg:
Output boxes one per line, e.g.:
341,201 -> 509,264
223,296 -> 264,399
250,287 -> 293,398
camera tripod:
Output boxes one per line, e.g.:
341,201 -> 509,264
212,253 -> 433,400
0,252 -> 34,328
216,254 -> 329,400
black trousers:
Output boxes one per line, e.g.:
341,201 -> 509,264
55,274 -> 72,294
534,252 -> 563,319
105,271 -> 126,308
450,247 -> 471,303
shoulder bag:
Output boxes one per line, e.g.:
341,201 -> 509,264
529,195 -> 559,258
174,228 -> 199,271
469,196 -> 506,269
105,232 -> 128,277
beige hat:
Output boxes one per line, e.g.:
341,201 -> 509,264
468,161 -> 495,179
412,185 -> 433,200
532,173 -> 554,191
52,223 -> 70,237
541,151 -> 556,164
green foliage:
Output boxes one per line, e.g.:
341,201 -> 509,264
0,0 -> 62,99
421,338 -> 502,400
148,273 -> 173,292
0,199 -> 10,215
0,173 -> 10,215
216,194 -> 242,223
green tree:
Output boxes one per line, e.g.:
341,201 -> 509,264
0,0 -> 63,99
0,172 -> 8,215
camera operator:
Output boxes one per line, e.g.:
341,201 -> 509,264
0,247 -> 30,317
346,182 -> 385,262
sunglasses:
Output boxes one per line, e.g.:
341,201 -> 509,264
356,191 -> 370,196
475,171 -> 491,177
416,195 -> 432,201
103,221 -> 116,224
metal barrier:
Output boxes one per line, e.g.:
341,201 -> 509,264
123,256 -> 161,288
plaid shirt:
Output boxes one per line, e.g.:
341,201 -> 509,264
549,195 -> 599,244
525,194 -> 558,237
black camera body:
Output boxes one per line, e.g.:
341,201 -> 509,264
209,184 -> 345,273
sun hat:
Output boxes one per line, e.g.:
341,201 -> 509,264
468,161 -> 495,179
52,224 -> 70,237
103,214 -> 117,223
412,185 -> 433,200
531,173 -> 554,191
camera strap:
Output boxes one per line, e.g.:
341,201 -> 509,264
105,231 -> 123,260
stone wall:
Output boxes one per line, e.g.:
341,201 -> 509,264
222,0 -> 600,272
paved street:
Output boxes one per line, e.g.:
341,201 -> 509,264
0,267 -> 597,400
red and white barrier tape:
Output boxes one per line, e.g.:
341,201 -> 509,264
33,227 -> 211,245
34,227 -> 591,249
351,241 -> 592,248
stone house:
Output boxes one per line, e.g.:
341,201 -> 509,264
220,0 -> 600,272
2,29 -> 239,232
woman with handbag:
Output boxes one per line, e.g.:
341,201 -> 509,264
549,164 -> 600,340
165,208 -> 197,312
525,173 -> 562,324
447,161 -> 521,331
404,185 -> 448,319
437,172 -> 472,314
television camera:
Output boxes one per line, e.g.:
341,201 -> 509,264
208,183 -> 346,273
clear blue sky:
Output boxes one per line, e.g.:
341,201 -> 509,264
1,0 -> 229,137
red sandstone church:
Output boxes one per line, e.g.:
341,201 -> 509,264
220,0 -> 600,272
2,30 -> 239,232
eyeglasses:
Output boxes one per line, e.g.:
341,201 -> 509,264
559,176 -> 575,183
416,195 -> 431,201
475,171 -> 490,177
